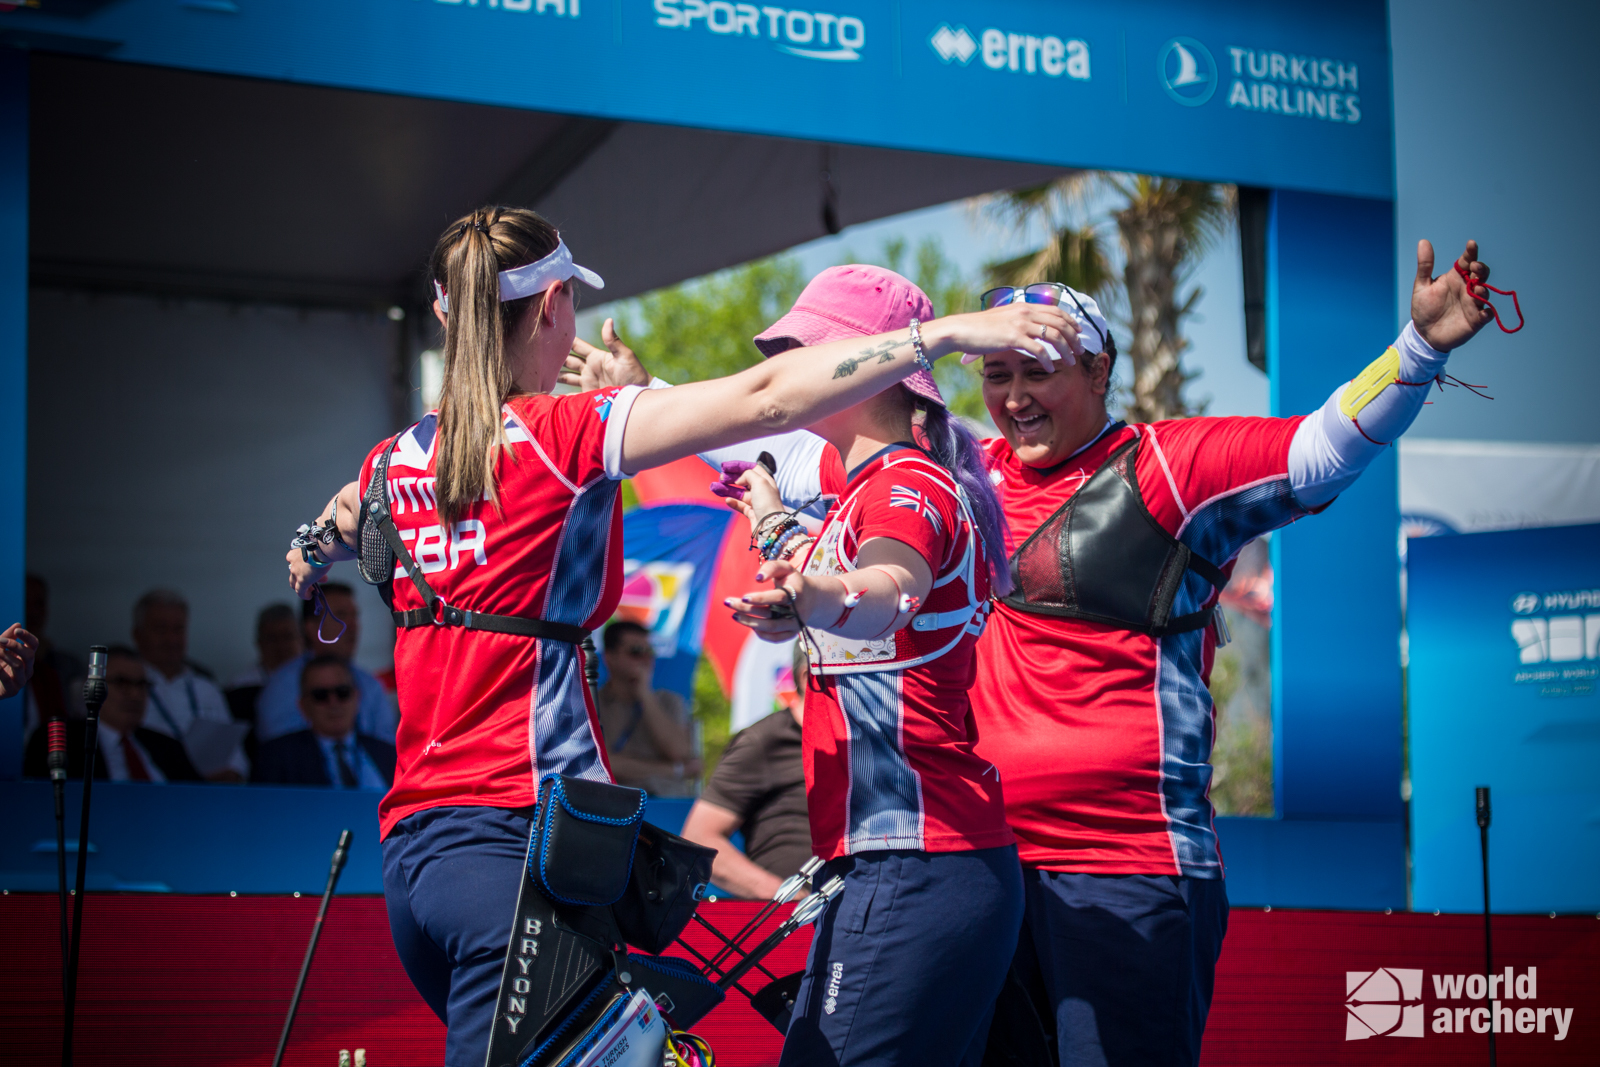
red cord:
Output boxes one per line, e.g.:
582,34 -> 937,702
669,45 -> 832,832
1352,371 -> 1495,446
1454,261 -> 1524,333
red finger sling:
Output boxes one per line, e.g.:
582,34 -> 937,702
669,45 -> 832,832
1454,261 -> 1524,333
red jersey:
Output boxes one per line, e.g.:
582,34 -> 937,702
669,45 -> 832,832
972,417 -> 1307,876
366,386 -> 644,839
801,446 -> 1013,860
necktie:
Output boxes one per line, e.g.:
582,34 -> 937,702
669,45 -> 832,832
121,734 -> 152,782
335,741 -> 359,788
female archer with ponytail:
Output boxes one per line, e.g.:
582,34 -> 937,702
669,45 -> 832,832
283,212 -> 1077,1063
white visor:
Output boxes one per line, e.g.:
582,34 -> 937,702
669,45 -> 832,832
433,237 -> 604,312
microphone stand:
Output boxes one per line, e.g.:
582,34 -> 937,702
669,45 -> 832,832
47,713 -> 69,1003
1476,786 -> 1495,1067
272,829 -> 352,1067
63,645 -> 108,1067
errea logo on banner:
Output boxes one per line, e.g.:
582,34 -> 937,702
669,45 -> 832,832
653,2 -> 865,61
928,22 -> 1088,79
1344,966 -> 1576,1042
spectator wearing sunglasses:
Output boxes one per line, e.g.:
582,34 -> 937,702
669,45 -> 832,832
24,645 -> 200,782
595,621 -> 700,796
250,654 -> 396,789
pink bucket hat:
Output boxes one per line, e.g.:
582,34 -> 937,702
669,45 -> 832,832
753,265 -> 945,407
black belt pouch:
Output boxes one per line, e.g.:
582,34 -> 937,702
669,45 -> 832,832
529,775 -> 647,907
613,821 -> 716,954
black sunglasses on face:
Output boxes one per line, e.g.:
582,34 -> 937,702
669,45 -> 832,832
307,684 -> 355,704
621,644 -> 653,658
108,678 -> 151,692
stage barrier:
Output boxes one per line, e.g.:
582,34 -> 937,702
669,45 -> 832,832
2,895 -> 1594,1065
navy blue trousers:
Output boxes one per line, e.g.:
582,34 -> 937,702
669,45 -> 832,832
382,805 -> 531,1067
779,846 -> 1024,1067
1016,871 -> 1229,1067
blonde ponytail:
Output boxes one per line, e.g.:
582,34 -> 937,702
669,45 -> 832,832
429,207 -> 559,523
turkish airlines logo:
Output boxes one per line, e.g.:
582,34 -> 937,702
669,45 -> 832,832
1346,968 -> 1424,1040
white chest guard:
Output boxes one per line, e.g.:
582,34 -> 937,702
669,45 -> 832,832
800,453 -> 989,675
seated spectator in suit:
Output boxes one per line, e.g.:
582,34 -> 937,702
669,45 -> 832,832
681,642 -> 812,899
251,654 -> 396,789
225,603 -> 302,760
596,621 -> 700,796
254,584 -> 397,745
133,588 -> 247,781
24,645 -> 200,782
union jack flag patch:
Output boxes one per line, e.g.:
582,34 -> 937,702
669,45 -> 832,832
889,484 -> 943,534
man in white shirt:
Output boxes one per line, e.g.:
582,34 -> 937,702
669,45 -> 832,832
132,588 -> 248,781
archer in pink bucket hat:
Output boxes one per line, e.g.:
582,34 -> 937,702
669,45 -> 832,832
753,265 -> 946,407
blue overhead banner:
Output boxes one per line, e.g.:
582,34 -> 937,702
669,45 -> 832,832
0,0 -> 1392,197
1408,524 -> 1600,914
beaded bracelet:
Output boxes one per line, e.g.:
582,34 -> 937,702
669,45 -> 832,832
908,319 -> 934,375
765,526 -> 808,561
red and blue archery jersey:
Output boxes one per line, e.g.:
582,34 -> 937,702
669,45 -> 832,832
799,446 -> 1013,860
972,417 -> 1307,877
364,386 -> 647,839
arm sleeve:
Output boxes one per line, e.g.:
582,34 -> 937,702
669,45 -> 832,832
1288,321 -> 1448,508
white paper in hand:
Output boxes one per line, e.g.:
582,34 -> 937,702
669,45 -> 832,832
183,719 -> 249,777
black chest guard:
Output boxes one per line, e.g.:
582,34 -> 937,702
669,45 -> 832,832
1000,432 -> 1229,636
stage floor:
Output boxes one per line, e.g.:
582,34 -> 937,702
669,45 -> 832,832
2,895 -> 1595,1065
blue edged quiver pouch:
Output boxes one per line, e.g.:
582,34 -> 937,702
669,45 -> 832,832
531,775 -> 647,907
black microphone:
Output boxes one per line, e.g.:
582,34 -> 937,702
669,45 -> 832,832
327,828 -> 352,890
82,646 -> 107,718
1476,785 -> 1491,830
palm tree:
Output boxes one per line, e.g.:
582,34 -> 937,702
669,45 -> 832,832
982,173 -> 1234,422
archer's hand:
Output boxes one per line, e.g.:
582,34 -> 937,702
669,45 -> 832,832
0,623 -> 37,699
935,301 -> 1083,371
286,549 -> 328,600
713,463 -> 786,528
726,559 -> 808,642
562,318 -> 653,390
1412,240 -> 1496,352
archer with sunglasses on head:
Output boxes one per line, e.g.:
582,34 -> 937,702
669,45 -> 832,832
251,654 -> 396,789
281,206 -> 1073,1064
958,240 -> 1504,1067
595,620 -> 700,796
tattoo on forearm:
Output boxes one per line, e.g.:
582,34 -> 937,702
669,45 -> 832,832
832,337 -> 909,379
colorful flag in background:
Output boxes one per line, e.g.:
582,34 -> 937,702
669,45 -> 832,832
617,502 -> 732,700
